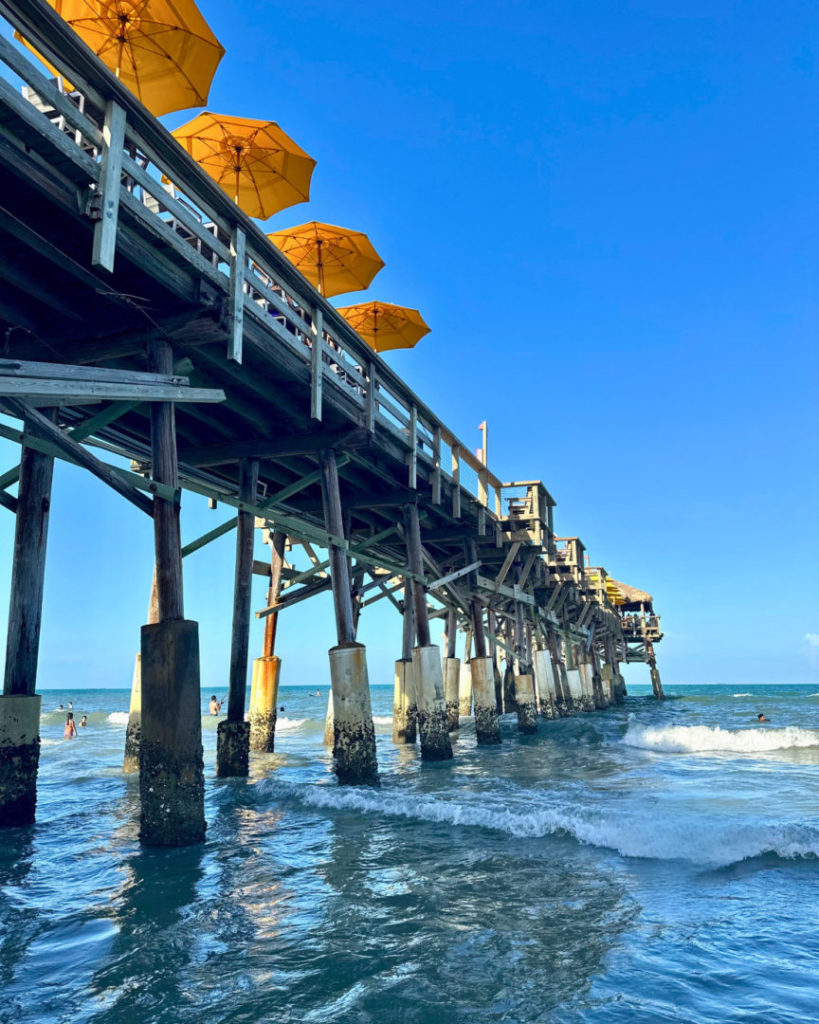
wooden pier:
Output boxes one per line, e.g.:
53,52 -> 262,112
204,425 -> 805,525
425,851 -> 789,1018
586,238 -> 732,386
0,0 -> 664,842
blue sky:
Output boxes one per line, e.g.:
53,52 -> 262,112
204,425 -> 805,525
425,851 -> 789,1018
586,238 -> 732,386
1,0 -> 817,689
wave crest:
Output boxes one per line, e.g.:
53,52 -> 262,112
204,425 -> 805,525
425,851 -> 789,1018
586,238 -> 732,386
622,723 -> 819,753
107,711 -> 129,725
263,780 -> 819,868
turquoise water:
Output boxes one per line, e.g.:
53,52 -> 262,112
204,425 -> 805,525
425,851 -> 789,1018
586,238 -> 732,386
2,683 -> 818,1023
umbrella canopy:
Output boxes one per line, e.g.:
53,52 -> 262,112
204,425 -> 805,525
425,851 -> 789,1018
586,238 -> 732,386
337,301 -> 430,354
267,222 -> 384,297
17,0 -> 225,117
171,112 -> 315,219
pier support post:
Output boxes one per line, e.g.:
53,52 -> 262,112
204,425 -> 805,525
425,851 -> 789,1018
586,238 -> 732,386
140,339 -> 204,846
589,644 -> 607,709
458,661 -> 472,717
321,450 -> 379,783
576,648 -> 596,712
125,573 -> 158,773
605,638 -> 626,704
487,610 -> 503,713
443,657 -> 461,731
471,656 -> 501,744
647,642 -> 664,700
565,644 -> 586,711
442,608 -> 460,731
514,674 -> 538,733
393,584 -> 417,743
503,658 -> 516,713
403,504 -> 452,762
547,630 -> 572,715
533,648 -> 557,718
139,619 -> 205,845
217,458 -> 259,777
250,530 -> 286,752
1,414 -> 54,826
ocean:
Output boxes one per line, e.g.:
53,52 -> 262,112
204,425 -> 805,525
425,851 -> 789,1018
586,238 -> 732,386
1,683 -> 817,1023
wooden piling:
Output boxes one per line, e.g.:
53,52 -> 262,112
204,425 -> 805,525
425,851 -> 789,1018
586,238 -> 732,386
250,529 -> 286,753
139,339 -> 205,846
321,449 -> 378,784
217,458 -> 259,776
0,410 -> 54,826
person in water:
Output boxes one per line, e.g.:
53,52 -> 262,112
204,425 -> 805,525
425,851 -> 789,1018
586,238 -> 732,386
80,715 -> 88,728
209,695 -> 222,715
279,706 -> 285,713
64,712 -> 77,739
757,712 -> 767,722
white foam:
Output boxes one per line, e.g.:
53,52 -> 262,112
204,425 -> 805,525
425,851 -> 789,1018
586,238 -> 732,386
622,723 -> 819,754
264,780 -> 819,867
106,712 -> 129,726
276,716 -> 307,731
372,716 -> 393,725
733,692 -> 752,697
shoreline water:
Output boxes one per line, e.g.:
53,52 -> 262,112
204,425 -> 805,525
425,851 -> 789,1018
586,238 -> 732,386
3,683 -> 818,1023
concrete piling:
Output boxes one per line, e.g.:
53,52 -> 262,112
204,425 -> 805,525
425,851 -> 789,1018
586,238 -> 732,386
412,645 -> 453,761
392,658 -> 417,743
0,694 -> 41,826
123,653 -> 142,773
471,656 -> 501,744
328,643 -> 379,784
457,660 -> 472,717
514,674 -> 538,733
443,656 -> 461,732
139,619 -> 206,846
249,655 -> 281,752
533,649 -> 557,718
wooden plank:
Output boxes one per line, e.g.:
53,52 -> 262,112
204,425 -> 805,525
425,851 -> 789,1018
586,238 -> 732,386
0,487 -> 18,514
148,339 -> 183,619
494,541 -> 521,592
319,448 -> 355,644
256,575 -> 332,618
0,359 -> 193,386
227,458 -> 259,722
366,361 -> 376,433
428,561 -> 480,591
432,426 -> 441,505
262,529 -> 286,655
310,308 -> 324,420
407,404 -> 417,489
518,549 -> 538,588
91,100 -> 125,272
228,226 -> 246,362
2,408 -> 54,696
181,516 -> 238,558
1,399 -> 154,516
0,377 -> 224,404
451,445 -> 461,518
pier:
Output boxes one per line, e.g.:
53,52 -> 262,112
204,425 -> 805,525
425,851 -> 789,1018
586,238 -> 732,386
0,0 -> 663,843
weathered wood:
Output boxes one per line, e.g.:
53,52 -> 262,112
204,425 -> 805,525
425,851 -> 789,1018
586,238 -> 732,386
179,428 -> 366,468
319,449 -> 356,644
0,377 -> 224,404
148,340 -> 183,621
1,399 -> 154,516
2,408 -> 55,696
446,607 -> 457,659
310,308 -> 324,420
91,100 -> 126,272
468,540 -> 487,659
428,561 -> 480,591
227,459 -> 260,722
263,529 -> 287,658
0,488 -> 17,515
451,445 -> 461,518
407,404 -> 418,489
228,226 -> 246,363
403,503 -> 431,648
432,426 -> 442,505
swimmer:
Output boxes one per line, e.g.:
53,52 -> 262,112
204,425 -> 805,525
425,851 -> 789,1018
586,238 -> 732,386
68,701 -> 73,709
757,712 -> 767,722
209,695 -> 222,715
79,715 -> 88,728
57,704 -> 64,710
279,706 -> 285,713
63,712 -> 77,739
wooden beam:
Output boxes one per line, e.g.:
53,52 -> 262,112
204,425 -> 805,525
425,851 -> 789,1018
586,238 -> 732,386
310,308 -> 324,420
319,449 -> 356,644
0,488 -> 18,514
428,561 -> 481,591
0,377 -> 224,405
1,399 -> 154,516
178,428 -> 368,468
148,339 -> 183,620
494,541 -> 521,593
227,458 -> 259,722
262,529 -> 286,656
91,100 -> 126,272
2,408 -> 54,696
228,226 -> 246,363
403,503 -> 431,647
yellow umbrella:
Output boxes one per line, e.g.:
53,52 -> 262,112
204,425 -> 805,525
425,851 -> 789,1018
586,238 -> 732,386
337,301 -> 430,353
267,222 -> 384,297
171,112 -> 315,219
16,0 -> 224,117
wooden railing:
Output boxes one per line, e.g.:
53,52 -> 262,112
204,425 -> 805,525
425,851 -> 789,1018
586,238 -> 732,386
0,0 -> 505,521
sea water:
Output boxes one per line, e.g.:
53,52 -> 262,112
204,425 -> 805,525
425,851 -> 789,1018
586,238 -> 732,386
1,683 -> 817,1023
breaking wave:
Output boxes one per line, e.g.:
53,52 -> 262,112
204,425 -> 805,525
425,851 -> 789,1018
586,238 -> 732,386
372,716 -> 393,725
622,723 -> 819,754
733,692 -> 752,697
263,780 -> 819,868
276,716 -> 308,731
106,712 -> 129,725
